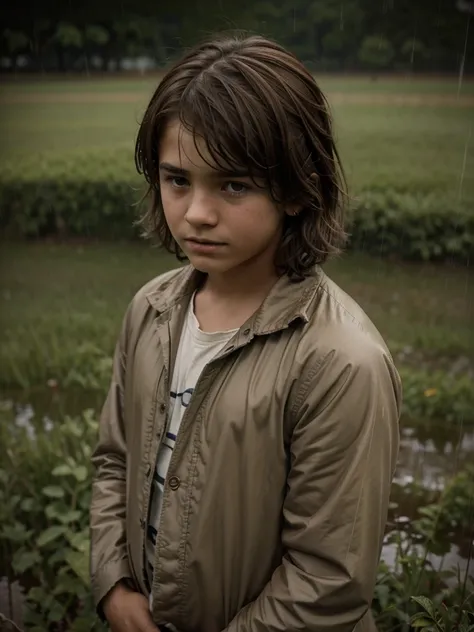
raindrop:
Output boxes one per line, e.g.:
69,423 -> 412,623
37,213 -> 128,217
458,14 -> 471,98
436,0 -> 442,28
410,28 -> 417,66
458,124 -> 471,200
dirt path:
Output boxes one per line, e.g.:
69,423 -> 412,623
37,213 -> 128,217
1,91 -> 474,107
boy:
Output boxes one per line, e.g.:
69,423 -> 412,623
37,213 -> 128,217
90,33 -> 402,632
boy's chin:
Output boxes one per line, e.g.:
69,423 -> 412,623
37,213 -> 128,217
187,255 -> 231,275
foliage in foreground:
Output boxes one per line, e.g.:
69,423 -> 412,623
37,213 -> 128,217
0,409 -> 473,631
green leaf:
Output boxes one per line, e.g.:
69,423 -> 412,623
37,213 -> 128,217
37,525 -> 67,547
73,465 -> 88,482
45,503 -> 62,520
411,618 -> 434,629
27,586 -> 48,603
20,497 -> 35,511
65,549 -> 90,586
57,509 -> 83,524
48,548 -> 67,567
1,524 -> 31,542
411,596 -> 436,618
42,485 -> 65,498
66,529 -> 90,552
12,549 -> 41,573
52,464 -> 73,476
48,598 -> 65,622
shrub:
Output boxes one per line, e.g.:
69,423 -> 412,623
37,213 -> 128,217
399,368 -> 474,424
0,406 -> 473,631
348,190 -> 474,263
413,464 -> 474,539
0,409 -> 106,631
0,158 -> 473,263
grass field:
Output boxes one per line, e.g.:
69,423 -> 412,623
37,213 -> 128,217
0,242 -> 472,390
1,75 -> 473,199
0,74 -> 473,388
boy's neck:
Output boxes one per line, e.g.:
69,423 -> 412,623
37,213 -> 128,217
193,266 -> 281,333
202,269 -> 279,301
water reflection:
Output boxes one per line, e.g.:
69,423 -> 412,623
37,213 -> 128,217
395,424 -> 474,491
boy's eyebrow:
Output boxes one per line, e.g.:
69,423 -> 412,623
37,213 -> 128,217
159,162 -> 251,178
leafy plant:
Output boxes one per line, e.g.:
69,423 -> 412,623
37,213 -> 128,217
371,531 -> 474,631
412,465 -> 474,538
1,403 -> 473,630
410,592 -> 474,631
399,369 -> 474,425
348,190 -> 474,264
0,409 -> 106,631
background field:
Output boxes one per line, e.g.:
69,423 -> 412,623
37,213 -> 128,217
1,75 -> 474,199
1,74 -> 473,385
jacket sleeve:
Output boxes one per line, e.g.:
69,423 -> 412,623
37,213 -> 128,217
90,308 -> 135,611
223,344 -> 402,632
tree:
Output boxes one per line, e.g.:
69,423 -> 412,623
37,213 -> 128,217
2,29 -> 29,67
358,35 -> 394,73
400,37 -> 429,70
53,22 -> 83,71
84,24 -> 110,70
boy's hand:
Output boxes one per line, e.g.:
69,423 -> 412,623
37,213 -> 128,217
103,581 -> 159,632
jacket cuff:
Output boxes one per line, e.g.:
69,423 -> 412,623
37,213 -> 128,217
92,557 -> 135,619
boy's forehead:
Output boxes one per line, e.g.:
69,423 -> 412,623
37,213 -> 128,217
159,120 -> 243,175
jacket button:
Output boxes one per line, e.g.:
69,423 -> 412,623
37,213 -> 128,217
168,476 -> 181,490
159,403 -> 166,414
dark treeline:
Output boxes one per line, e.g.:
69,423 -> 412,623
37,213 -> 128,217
1,0 -> 473,74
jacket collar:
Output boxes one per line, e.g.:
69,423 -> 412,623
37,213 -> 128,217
146,264 -> 324,335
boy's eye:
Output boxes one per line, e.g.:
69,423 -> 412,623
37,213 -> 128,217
224,181 -> 249,195
167,176 -> 189,188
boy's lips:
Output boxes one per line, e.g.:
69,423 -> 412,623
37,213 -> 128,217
185,237 -> 226,245
184,238 -> 227,253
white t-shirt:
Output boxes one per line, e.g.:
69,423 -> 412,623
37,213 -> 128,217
146,294 -> 237,595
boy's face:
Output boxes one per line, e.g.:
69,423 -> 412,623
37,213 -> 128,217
158,120 -> 286,279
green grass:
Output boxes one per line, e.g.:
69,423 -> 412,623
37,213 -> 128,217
0,76 -> 473,200
334,105 -> 474,198
0,242 -> 472,389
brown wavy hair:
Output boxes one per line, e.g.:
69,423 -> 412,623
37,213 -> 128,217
135,32 -> 348,280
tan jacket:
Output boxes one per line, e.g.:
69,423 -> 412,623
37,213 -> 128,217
90,264 -> 402,632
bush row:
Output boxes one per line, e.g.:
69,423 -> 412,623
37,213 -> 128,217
0,408 -> 473,632
0,172 -> 473,262
349,190 -> 474,263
